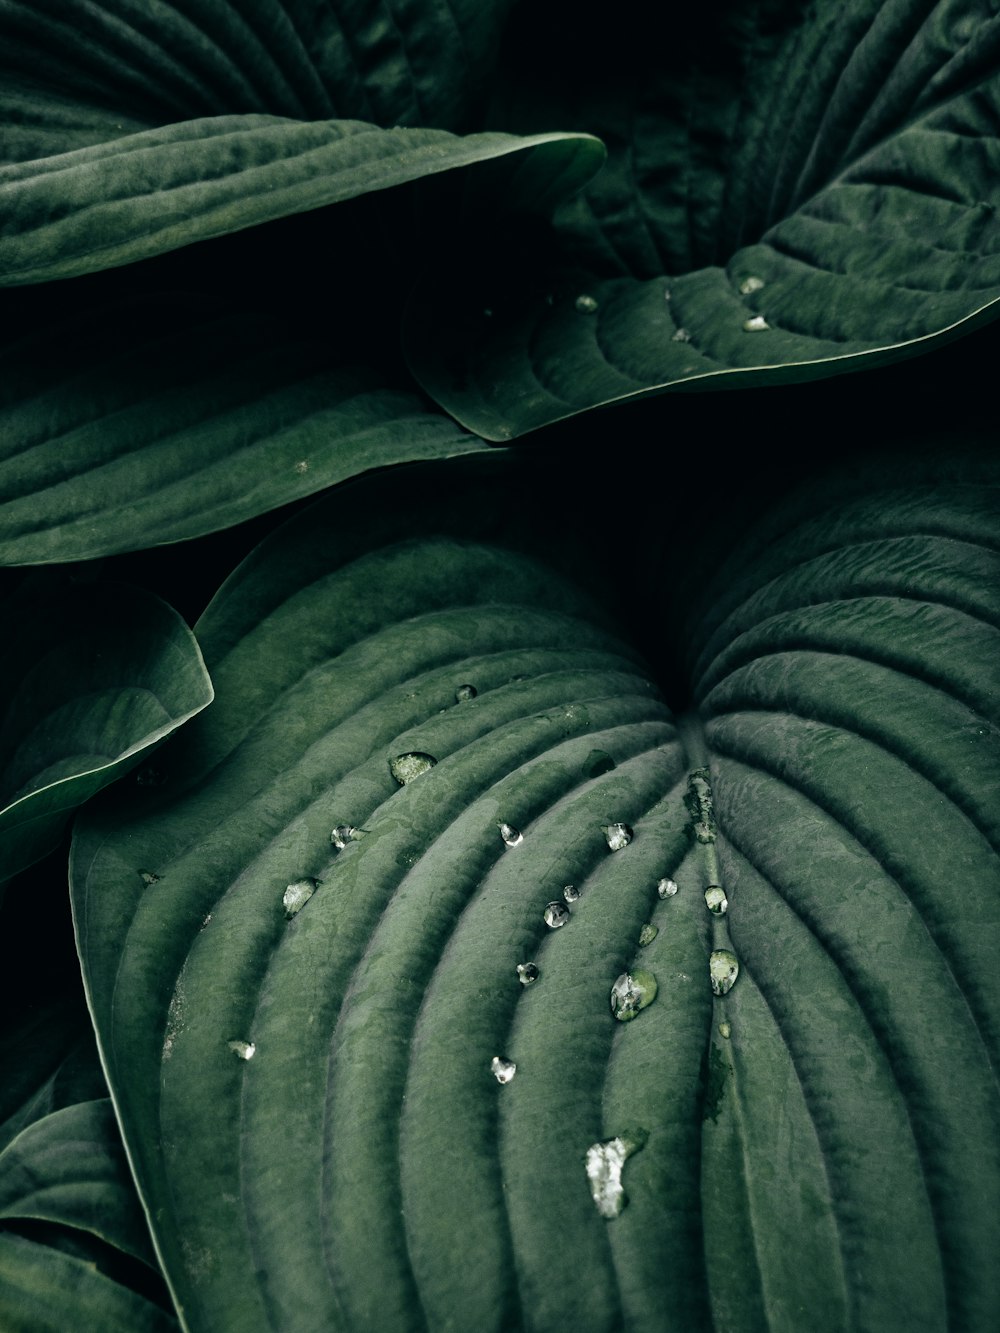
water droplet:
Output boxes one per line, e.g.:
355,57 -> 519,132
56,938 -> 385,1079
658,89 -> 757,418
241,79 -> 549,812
455,683 -> 477,702
283,878 -> 316,918
585,1129 -> 648,1219
563,884 -> 580,903
638,923 -> 658,947
603,822 -> 633,851
610,969 -> 658,1020
139,870 -> 160,886
516,962 -> 540,985
710,950 -> 740,996
490,1056 -> 516,1084
390,752 -> 437,785
663,287 -> 671,302
499,822 -> 523,848
739,276 -> 765,295
657,877 -> 679,898
719,1021 -> 731,1039
294,460 -> 309,474
686,769 -> 716,843
330,824 -> 364,850
704,884 -> 728,916
743,314 -> 770,332
228,1040 -> 256,1061
575,293 -> 599,314
544,900 -> 570,929
672,327 -> 691,343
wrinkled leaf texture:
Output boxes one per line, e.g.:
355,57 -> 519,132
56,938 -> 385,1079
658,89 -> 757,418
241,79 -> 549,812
407,0 -> 1000,436
0,577 -> 212,881
71,448 -> 1000,1331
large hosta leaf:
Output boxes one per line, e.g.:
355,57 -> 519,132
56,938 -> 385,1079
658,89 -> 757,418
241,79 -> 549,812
71,451 -> 1000,1330
408,0 -> 1000,437
0,576 -> 212,881
0,118 -> 600,286
0,290 -> 496,563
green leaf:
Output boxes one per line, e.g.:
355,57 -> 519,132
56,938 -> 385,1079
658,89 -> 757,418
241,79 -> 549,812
71,450 -> 1000,1329
0,115 -> 601,286
0,1001 -> 177,1331
407,0 -> 1000,437
0,576 -> 213,881
0,291 -> 498,563
1,0 -> 516,155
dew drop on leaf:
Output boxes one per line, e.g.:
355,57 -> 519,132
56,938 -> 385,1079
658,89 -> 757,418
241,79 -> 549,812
638,923 -> 658,946
657,877 -> 679,898
575,293 -> 599,313
499,822 -> 523,848
228,1040 -> 256,1061
389,752 -> 437,785
672,327 -> 691,343
516,962 -> 539,985
139,870 -> 160,886
543,900 -> 570,929
455,683 -> 477,702
719,1022 -> 732,1039
739,276 -> 765,295
283,878 -> 316,918
610,970 -> 658,1020
709,950 -> 740,996
743,314 -> 770,331
585,1129 -> 648,1219
490,1056 -> 516,1084
563,884 -> 580,903
603,822 -> 633,851
704,884 -> 728,915
330,824 -> 363,850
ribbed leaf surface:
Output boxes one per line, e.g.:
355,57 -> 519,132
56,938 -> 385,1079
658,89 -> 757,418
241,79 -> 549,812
408,0 -> 1000,437
71,453 -> 1000,1330
0,578 -> 212,880
0,119 -> 600,285
0,293 -> 493,563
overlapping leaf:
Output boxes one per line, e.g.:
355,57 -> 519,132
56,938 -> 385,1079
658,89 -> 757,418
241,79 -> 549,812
0,290 -> 497,563
0,576 -> 212,881
0,1003 -> 177,1331
71,448 -> 1000,1330
408,0 -> 1000,437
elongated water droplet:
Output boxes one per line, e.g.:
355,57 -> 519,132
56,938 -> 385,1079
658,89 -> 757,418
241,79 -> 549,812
603,822 -> 633,851
739,276 -> 765,295
490,1056 -> 516,1084
575,293 -> 599,314
610,969 -> 658,1020
516,962 -> 539,985
657,877 -> 679,899
455,683 -> 477,702
499,822 -> 523,848
704,884 -> 728,916
663,287 -> 671,302
331,824 -> 364,850
139,870 -> 160,886
638,923 -> 658,947
743,314 -> 770,332
283,878 -> 316,918
719,1021 -> 732,1039
710,950 -> 740,996
672,327 -> 691,343
228,1040 -> 256,1061
390,752 -> 436,785
563,884 -> 580,903
585,1129 -> 648,1219
544,900 -> 570,929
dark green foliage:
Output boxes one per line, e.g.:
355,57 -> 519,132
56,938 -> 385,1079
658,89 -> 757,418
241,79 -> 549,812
1,3 -> 998,1331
